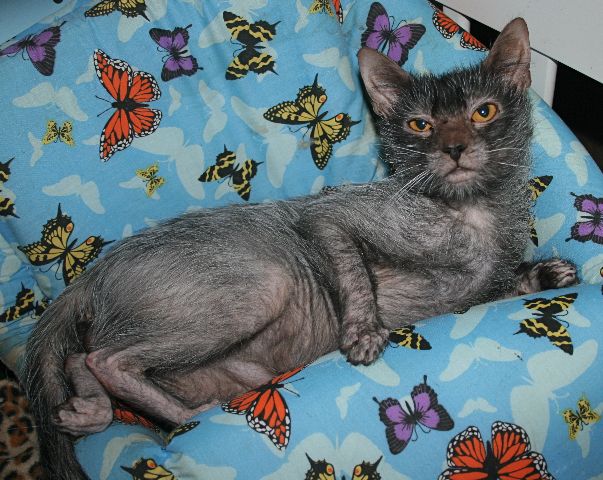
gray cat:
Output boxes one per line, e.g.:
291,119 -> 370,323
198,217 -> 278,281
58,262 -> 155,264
25,18 -> 575,479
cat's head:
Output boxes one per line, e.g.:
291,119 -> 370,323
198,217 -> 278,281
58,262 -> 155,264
358,18 -> 533,201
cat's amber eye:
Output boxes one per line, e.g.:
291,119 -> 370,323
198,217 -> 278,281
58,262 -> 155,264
408,119 -> 433,133
472,103 -> 498,123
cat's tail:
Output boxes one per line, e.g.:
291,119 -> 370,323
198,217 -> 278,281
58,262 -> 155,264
24,282 -> 91,480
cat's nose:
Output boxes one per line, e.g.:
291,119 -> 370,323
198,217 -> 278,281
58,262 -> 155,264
442,144 -> 466,162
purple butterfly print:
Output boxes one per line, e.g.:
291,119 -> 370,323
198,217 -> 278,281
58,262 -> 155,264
149,24 -> 202,82
373,375 -> 454,454
566,192 -> 603,244
360,2 -> 425,66
0,21 -> 65,76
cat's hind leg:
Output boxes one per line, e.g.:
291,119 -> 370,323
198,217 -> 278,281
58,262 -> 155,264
84,347 -> 209,427
515,259 -> 578,295
81,267 -> 298,426
53,353 -> 113,436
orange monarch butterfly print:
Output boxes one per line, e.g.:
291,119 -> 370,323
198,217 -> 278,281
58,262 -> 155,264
93,49 -> 162,161
431,9 -> 487,52
112,399 -> 159,432
438,421 -> 554,479
222,365 -> 304,449
332,0 -> 343,24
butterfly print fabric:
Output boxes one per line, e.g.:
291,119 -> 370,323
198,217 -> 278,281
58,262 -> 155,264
120,458 -> 174,480
93,49 -> 162,161
0,285 -> 35,322
439,421 -> 555,480
263,74 -> 359,169
567,193 -> 603,244
149,24 -> 202,81
198,146 -> 261,200
389,325 -> 432,350
222,11 -> 278,80
42,120 -> 75,146
528,175 -> 553,246
0,21 -> 65,76
361,2 -> 425,66
563,395 -> 600,440
221,366 -> 304,449
430,5 -> 487,51
304,454 -> 383,480
136,163 -> 165,197
374,375 -> 454,454
17,204 -> 111,286
0,157 -> 18,219
515,293 -> 577,354
0,0 -> 603,478
85,0 -> 149,20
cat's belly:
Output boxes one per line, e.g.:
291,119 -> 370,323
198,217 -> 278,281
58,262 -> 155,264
155,281 -> 339,406
372,260 -> 498,329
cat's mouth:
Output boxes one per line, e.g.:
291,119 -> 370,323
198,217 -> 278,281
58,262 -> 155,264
444,166 -> 477,184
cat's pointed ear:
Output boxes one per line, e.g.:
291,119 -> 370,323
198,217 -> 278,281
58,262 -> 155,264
358,47 -> 411,119
483,18 -> 531,90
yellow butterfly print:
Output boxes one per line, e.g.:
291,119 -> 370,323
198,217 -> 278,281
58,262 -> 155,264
304,454 -> 383,480
527,175 -> 552,246
0,283 -> 35,323
309,0 -> 334,16
198,147 -> 236,182
198,146 -> 261,201
0,157 -> 13,183
85,0 -> 149,20
389,325 -> 431,350
305,454 -> 336,480
121,458 -> 175,480
136,163 -> 165,197
528,175 -> 552,201
516,293 -> 576,354
0,157 -> 18,218
18,204 -> 111,285
164,420 -> 200,444
350,457 -> 383,480
563,395 -> 601,440
42,120 -> 75,146
0,195 -> 18,218
223,11 -> 278,80
263,74 -> 359,169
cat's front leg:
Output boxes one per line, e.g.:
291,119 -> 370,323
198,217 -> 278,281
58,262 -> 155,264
315,227 -> 389,365
515,259 -> 578,295
340,318 -> 390,366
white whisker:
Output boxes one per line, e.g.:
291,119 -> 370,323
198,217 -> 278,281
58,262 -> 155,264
494,161 -> 530,169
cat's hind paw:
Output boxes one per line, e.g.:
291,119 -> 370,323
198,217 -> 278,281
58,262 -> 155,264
340,325 -> 389,366
52,395 -> 113,436
516,258 -> 578,295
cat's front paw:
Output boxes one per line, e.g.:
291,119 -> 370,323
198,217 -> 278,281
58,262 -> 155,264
340,325 -> 389,366
517,259 -> 578,294
537,259 -> 578,289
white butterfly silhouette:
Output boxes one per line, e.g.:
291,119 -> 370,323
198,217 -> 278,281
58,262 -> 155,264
231,96 -> 297,189
131,127 -> 205,200
510,340 -> 598,451
303,47 -> 356,91
198,80 -> 227,142
439,337 -> 521,382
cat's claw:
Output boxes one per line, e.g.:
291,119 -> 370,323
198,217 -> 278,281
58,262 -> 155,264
517,259 -> 578,295
537,259 -> 578,289
340,326 -> 390,366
